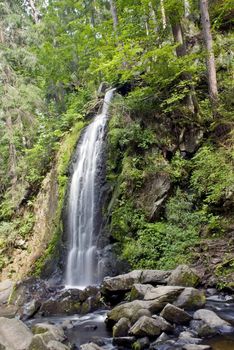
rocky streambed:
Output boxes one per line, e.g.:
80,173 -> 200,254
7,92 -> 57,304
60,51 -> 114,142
0,265 -> 234,350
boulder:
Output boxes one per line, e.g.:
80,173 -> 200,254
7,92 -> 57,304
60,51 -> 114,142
32,323 -> 65,342
29,334 -> 48,350
20,299 -> 41,320
182,345 -> 210,350
151,316 -> 173,332
193,309 -> 233,332
106,299 -> 165,325
0,317 -> 33,350
0,280 -> 13,305
47,341 -> 69,350
174,288 -> 206,310
0,305 -> 17,318
113,317 -> 130,337
102,270 -> 170,293
129,316 -> 171,337
131,309 -> 152,324
132,337 -> 150,350
80,343 -> 104,350
130,284 -> 153,300
190,320 -> 217,338
144,286 -> 184,302
167,265 -> 200,287
160,304 -> 192,324
112,337 -> 136,347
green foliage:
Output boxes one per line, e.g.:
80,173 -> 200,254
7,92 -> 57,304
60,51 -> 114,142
191,145 -> 234,203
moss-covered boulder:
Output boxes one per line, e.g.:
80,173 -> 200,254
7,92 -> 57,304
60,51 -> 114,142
113,317 -> 130,337
167,265 -> 200,287
174,288 -> 206,310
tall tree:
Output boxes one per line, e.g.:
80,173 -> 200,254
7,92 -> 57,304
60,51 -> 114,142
109,0 -> 118,30
200,0 -> 218,105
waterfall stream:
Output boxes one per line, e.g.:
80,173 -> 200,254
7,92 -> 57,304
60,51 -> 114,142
65,89 -> 115,288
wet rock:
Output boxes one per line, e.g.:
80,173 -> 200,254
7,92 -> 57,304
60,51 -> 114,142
102,270 -> 170,293
144,286 -> 184,302
167,265 -> 200,287
32,323 -> 65,342
0,304 -> 18,318
189,320 -> 217,337
160,304 -> 192,324
0,280 -> 13,305
193,309 -> 233,331
130,284 -> 153,300
9,277 -> 47,308
20,299 -> 41,320
129,316 -> 167,337
131,309 -> 152,324
132,337 -> 150,349
47,340 -> 69,350
149,332 -> 170,349
174,288 -> 206,310
106,299 -> 164,325
40,298 -> 81,316
0,317 -> 33,350
112,336 -> 136,347
182,345 -> 210,350
113,317 -> 130,337
80,342 -> 104,350
151,316 -> 173,332
29,334 -> 48,350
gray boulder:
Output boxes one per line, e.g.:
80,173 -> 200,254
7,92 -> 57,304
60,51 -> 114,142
167,265 -> 200,287
106,299 -> 165,325
80,343 -> 104,350
32,323 -> 65,342
129,316 -> 162,337
131,309 -> 152,324
174,288 -> 206,310
182,345 -> 210,350
47,341 -> 69,350
160,304 -> 192,324
190,320 -> 217,338
102,270 -> 170,293
144,286 -> 184,302
130,284 -> 153,300
0,317 -> 33,350
193,309 -> 233,331
29,334 -> 48,350
0,280 -> 13,305
113,317 -> 130,337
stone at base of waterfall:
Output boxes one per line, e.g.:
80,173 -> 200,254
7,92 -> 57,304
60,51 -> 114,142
144,286 -> 184,301
167,265 -> 200,287
160,304 -> 192,324
20,299 -> 41,320
0,317 -> 33,350
32,323 -> 65,342
193,309 -> 233,332
106,299 -> 164,325
0,304 -> 18,318
182,345 -> 211,350
0,280 -> 14,305
174,288 -> 206,310
132,337 -> 150,350
129,316 -> 171,337
112,336 -> 136,347
190,320 -> 217,338
130,284 -> 153,300
29,335 -> 69,350
178,331 -> 202,345
102,270 -> 170,293
113,317 -> 130,337
80,342 -> 104,350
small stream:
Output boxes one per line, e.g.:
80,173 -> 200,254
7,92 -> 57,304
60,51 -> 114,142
26,293 -> 234,350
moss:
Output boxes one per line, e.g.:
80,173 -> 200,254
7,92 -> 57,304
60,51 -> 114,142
33,120 -> 85,276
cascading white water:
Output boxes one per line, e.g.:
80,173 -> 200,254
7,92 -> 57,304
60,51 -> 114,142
65,89 -> 115,288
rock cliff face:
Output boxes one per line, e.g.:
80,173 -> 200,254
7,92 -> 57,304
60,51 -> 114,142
1,166 -> 59,281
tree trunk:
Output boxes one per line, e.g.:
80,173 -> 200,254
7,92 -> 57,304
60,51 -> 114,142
160,0 -> 167,29
28,0 -> 40,24
109,0 -> 118,31
200,0 -> 218,104
171,22 -> 198,114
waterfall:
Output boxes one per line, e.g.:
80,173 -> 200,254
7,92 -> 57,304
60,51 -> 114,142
65,88 -> 115,288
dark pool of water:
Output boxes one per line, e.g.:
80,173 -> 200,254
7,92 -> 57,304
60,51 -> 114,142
204,334 -> 234,350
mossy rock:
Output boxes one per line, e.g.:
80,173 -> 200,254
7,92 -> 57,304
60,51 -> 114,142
167,265 -> 200,287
